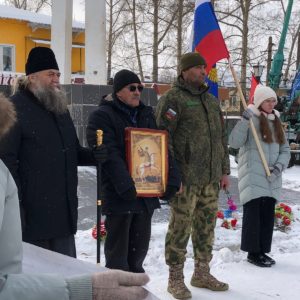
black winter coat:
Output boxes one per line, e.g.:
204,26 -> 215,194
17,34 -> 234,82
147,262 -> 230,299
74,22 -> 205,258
0,89 -> 95,240
86,94 -> 181,214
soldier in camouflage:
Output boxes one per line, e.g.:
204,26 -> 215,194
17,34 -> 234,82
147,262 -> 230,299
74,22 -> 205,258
156,52 -> 230,299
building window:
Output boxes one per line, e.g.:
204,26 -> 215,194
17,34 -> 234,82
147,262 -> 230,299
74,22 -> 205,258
0,45 -> 15,72
230,95 -> 237,107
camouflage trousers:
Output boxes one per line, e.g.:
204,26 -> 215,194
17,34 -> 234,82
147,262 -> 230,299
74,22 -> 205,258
165,183 -> 219,266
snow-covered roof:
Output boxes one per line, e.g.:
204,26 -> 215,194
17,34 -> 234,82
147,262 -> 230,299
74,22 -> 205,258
0,4 -> 84,30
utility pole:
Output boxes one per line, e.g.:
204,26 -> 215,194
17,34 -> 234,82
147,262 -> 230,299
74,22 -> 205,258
266,36 -> 273,86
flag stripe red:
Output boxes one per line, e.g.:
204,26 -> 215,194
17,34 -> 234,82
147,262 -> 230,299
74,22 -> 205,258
195,30 -> 229,73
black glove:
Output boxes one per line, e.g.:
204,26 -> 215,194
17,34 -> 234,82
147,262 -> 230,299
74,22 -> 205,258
121,187 -> 137,202
161,185 -> 178,201
93,144 -> 108,164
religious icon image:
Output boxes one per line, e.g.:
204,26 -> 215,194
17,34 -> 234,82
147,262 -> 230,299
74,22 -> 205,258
125,128 -> 168,197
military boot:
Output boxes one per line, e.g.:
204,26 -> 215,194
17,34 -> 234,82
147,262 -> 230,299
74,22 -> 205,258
167,264 -> 192,299
190,260 -> 229,291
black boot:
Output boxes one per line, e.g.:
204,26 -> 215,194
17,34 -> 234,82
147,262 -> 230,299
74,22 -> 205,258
261,253 -> 276,265
247,253 -> 272,267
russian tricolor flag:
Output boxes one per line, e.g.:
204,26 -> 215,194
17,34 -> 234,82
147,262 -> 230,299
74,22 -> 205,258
192,0 -> 229,74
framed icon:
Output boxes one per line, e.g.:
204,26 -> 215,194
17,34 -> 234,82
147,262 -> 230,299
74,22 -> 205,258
125,127 -> 168,197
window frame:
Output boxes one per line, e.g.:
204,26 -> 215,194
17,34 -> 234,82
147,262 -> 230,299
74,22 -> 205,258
0,44 -> 16,72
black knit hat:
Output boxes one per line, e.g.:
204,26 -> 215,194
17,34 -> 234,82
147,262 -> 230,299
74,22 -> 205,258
25,47 -> 59,75
113,69 -> 141,93
180,52 -> 207,73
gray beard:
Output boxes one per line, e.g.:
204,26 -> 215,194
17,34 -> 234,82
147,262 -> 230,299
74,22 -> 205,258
31,85 -> 68,115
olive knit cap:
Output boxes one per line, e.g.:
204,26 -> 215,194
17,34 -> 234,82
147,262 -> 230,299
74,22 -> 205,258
180,52 -> 207,73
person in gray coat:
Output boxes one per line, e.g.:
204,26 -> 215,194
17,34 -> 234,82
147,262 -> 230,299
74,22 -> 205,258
229,85 -> 290,267
0,93 -> 149,300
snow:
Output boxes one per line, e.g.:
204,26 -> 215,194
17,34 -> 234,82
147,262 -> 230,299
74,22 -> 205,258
0,4 -> 84,29
75,159 -> 300,299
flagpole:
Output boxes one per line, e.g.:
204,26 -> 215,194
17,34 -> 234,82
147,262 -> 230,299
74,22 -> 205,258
228,58 -> 271,177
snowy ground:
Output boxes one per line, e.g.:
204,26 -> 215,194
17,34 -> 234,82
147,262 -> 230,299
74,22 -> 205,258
76,158 -> 300,300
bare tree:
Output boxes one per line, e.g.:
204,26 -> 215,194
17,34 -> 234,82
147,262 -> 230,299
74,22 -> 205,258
93,0 -> 300,86
145,0 -> 178,82
106,0 -> 130,80
176,0 -> 184,75
251,0 -> 300,86
125,0 -> 144,80
215,0 -> 276,95
5,0 -> 51,12
175,0 -> 194,75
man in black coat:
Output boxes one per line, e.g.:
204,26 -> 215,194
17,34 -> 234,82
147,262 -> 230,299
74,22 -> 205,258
0,47 -> 106,258
87,69 -> 181,273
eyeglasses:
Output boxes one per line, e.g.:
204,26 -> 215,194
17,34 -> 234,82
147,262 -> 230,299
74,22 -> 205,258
128,85 -> 144,93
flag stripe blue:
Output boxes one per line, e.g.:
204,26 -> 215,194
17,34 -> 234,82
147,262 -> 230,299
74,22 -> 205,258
193,2 -> 220,48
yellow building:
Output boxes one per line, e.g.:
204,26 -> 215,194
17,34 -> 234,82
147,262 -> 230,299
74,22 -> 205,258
0,5 -> 85,74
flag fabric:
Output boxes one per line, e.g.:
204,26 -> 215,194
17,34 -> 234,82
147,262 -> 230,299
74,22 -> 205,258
206,64 -> 218,97
248,75 -> 260,104
192,0 -> 229,74
190,0 -> 229,98
290,68 -> 300,101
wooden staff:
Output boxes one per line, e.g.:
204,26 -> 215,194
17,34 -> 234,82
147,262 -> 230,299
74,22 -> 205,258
228,58 -> 271,177
96,129 -> 103,264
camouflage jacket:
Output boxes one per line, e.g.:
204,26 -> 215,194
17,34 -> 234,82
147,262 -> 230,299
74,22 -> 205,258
156,77 -> 230,186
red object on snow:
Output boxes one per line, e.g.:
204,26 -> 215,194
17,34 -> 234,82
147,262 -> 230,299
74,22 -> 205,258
283,217 -> 291,226
231,219 -> 237,228
216,210 -> 224,219
221,220 -> 229,229
92,222 -> 107,240
284,206 -> 291,213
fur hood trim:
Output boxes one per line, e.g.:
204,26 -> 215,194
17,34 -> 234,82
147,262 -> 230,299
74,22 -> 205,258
248,104 -> 280,119
0,93 -> 16,139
